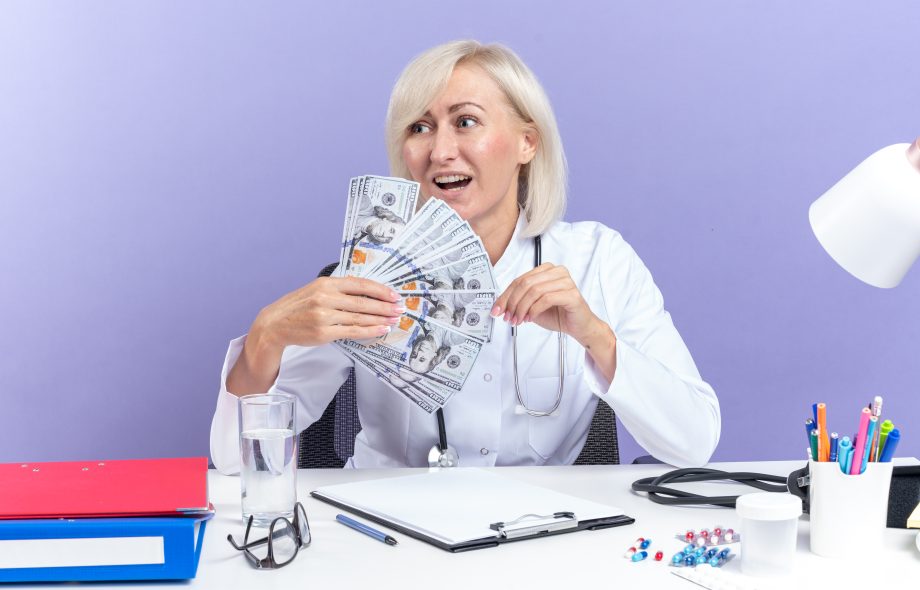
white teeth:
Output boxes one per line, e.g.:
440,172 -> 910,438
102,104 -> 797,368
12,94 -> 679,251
434,175 -> 471,184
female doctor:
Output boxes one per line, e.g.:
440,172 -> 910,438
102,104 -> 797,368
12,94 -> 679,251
210,40 -> 720,472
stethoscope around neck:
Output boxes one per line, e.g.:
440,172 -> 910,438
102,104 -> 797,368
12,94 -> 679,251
428,234 -> 566,468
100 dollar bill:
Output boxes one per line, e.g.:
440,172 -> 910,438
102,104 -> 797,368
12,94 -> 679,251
339,314 -> 481,392
337,344 -> 440,412
399,291 -> 495,343
389,253 -> 497,292
341,176 -> 419,277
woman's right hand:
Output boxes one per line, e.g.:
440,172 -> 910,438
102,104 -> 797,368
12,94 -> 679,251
226,276 -> 404,395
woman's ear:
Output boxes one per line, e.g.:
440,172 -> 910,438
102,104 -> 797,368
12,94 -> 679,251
519,124 -> 539,165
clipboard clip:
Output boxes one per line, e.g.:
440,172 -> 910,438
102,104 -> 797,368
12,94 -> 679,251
489,511 -> 577,539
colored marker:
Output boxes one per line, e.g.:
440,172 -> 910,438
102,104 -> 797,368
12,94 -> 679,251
829,432 -> 839,463
817,426 -> 825,462
812,403 -> 818,426
860,416 -> 878,473
817,403 -> 829,462
878,420 -> 894,461
869,396 -> 883,462
805,418 -> 816,438
809,429 -> 819,462
850,408 -> 871,475
844,445 -> 854,475
837,436 -> 851,473
805,420 -> 816,458
879,429 -> 900,463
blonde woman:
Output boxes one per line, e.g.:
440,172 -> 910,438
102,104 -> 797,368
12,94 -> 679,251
211,40 -> 720,471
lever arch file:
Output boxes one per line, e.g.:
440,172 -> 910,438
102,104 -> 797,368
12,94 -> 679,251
0,457 -> 210,519
0,513 -> 212,582
311,468 -> 633,552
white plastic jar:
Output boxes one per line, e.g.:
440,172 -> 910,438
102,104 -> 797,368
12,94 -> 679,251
735,492 -> 802,577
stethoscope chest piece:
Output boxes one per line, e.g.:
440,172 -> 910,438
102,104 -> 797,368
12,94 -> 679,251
428,444 -> 460,468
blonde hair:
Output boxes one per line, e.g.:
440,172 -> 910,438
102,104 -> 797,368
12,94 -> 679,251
385,40 -> 567,237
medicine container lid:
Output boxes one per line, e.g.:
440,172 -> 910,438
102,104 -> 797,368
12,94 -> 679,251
735,492 -> 803,521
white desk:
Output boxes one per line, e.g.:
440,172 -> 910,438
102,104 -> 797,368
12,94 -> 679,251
105,461 -> 920,589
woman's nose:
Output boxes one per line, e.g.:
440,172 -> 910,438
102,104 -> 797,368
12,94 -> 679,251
430,128 -> 459,163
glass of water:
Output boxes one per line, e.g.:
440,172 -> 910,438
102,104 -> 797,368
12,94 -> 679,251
238,393 -> 297,527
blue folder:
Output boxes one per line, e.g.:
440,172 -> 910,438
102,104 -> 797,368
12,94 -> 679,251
0,513 -> 211,583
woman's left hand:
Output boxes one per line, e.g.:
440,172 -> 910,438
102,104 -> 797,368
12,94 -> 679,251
491,263 -> 604,347
492,263 -> 618,381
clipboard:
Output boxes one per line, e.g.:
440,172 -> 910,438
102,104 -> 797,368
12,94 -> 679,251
311,468 -> 634,552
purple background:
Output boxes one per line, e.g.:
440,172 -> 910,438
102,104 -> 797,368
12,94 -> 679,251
2,2 -> 918,465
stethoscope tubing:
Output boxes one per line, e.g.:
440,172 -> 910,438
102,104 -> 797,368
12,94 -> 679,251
630,468 -> 789,507
433,235 -> 566,466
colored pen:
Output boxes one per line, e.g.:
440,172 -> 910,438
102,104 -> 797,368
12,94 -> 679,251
817,426 -> 825,462
879,429 -> 900,463
809,429 -> 819,462
812,403 -> 818,426
804,419 -> 816,457
837,436 -> 851,473
817,403 -> 829,462
336,514 -> 398,546
878,420 -> 894,462
844,445 -> 854,474
860,416 -> 878,473
850,408 -> 871,475
829,432 -> 839,463
805,418 -> 816,437
869,396 -> 883,462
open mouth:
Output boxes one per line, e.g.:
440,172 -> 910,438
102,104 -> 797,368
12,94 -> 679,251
434,175 -> 472,191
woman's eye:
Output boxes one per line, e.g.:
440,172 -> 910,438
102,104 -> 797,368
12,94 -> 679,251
410,122 -> 431,134
457,116 -> 478,129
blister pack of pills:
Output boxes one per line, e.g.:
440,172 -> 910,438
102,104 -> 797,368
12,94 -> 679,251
676,526 -> 740,547
669,544 -> 733,568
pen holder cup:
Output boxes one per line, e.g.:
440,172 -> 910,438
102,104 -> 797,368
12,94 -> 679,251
808,460 -> 893,558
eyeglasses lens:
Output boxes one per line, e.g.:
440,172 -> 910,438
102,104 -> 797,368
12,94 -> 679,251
269,519 -> 298,565
295,503 -> 311,546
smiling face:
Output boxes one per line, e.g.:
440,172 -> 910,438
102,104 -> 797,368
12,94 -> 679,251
402,64 -> 537,233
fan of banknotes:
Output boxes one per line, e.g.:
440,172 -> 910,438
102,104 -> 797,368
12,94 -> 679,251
333,175 -> 498,413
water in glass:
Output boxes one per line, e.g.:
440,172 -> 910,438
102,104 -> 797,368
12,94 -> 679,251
240,427 -> 296,527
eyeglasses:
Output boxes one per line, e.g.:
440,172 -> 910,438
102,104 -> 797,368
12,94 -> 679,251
227,503 -> 311,569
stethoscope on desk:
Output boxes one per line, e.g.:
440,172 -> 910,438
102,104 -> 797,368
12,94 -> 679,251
428,235 -> 567,468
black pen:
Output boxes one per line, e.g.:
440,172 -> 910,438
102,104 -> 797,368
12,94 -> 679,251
336,514 -> 398,545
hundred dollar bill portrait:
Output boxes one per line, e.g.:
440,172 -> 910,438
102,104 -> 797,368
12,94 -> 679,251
418,293 -> 466,327
415,264 -> 470,292
352,205 -> 406,245
405,322 -> 467,375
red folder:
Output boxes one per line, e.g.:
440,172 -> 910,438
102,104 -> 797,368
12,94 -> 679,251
0,457 -> 210,519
